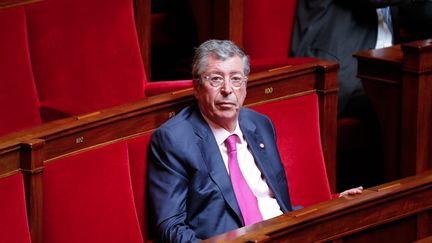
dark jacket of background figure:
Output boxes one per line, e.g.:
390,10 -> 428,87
147,105 -> 293,243
399,0 -> 432,42
291,0 -> 407,114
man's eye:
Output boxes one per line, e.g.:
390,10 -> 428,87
210,76 -> 224,82
231,76 -> 243,82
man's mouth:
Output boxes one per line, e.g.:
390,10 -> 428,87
216,102 -> 236,109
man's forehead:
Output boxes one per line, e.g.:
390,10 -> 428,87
205,55 -> 244,73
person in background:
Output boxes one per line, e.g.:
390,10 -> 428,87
399,0 -> 432,42
147,39 -> 362,243
291,0 -> 409,117
290,0 -> 412,190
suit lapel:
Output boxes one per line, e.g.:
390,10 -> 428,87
240,113 -> 289,213
189,108 -> 243,224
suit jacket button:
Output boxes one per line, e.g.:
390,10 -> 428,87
259,143 -> 265,148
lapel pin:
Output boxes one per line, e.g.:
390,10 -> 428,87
259,143 -> 265,148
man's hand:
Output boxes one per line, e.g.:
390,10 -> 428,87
339,186 -> 363,197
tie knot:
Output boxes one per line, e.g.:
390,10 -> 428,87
225,134 -> 238,152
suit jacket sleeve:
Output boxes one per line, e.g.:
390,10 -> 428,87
147,128 -> 200,243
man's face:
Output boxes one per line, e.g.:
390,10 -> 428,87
194,55 -> 247,131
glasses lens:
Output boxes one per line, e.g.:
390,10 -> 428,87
230,75 -> 244,87
208,74 -> 224,87
203,74 -> 245,88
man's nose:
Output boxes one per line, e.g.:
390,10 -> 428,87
220,79 -> 233,94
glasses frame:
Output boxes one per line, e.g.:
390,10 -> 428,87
200,73 -> 248,89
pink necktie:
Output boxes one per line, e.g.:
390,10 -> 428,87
225,134 -> 263,226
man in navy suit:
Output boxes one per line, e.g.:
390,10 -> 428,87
147,39 -> 293,242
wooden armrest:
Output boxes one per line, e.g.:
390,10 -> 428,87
204,170 -> 432,242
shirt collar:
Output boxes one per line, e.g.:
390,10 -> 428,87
201,112 -> 244,146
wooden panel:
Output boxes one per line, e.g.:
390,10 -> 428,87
355,46 -> 403,182
203,170 -> 432,242
415,235 -> 432,243
133,0 -> 151,77
20,139 -> 44,243
213,0 -> 244,47
188,0 -> 244,46
0,146 -> 21,178
354,39 -> 432,182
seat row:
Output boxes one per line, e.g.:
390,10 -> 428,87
1,0 -> 325,138
0,0 -> 192,137
0,60 -> 338,243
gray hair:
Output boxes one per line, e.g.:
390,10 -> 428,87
192,39 -> 250,82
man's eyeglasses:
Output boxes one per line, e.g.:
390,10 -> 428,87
201,74 -> 247,89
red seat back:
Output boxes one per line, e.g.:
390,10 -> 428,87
0,7 -> 41,136
43,142 -> 143,243
25,0 -> 146,120
0,172 -> 32,243
243,0 -> 315,73
127,134 -> 152,241
252,94 -> 332,207
244,0 -> 297,59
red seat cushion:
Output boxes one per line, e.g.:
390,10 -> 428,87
0,7 -> 41,136
252,94 -> 332,207
43,142 -> 143,243
25,0 -> 146,120
0,172 -> 32,243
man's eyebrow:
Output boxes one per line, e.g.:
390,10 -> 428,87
205,70 -> 243,76
205,70 -> 224,75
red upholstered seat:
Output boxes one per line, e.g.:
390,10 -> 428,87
0,172 -> 32,243
243,0 -> 316,73
127,134 -> 153,241
0,7 -> 41,136
252,94 -> 332,207
43,142 -> 143,243
25,0 -> 191,122
25,0 -> 145,121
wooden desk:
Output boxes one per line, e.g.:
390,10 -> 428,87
354,39 -> 432,182
204,170 -> 432,243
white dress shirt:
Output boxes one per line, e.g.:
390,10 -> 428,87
375,7 -> 393,49
202,115 -> 284,220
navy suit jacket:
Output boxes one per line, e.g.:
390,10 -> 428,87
147,105 -> 293,243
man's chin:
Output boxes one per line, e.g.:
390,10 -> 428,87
215,111 -> 238,121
